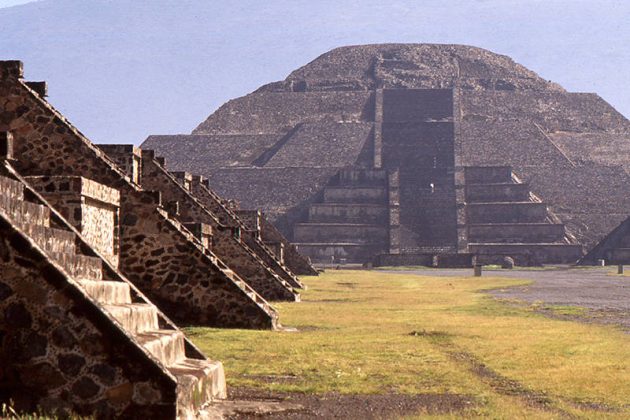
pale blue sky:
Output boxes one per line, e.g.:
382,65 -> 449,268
1,0 -> 628,144
0,0 -> 35,7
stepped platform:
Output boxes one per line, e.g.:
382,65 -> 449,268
464,165 -> 582,265
465,183 -> 530,202
464,166 -> 513,184
0,62 -> 279,330
466,202 -> 548,223
332,168 -> 388,186
101,146 -> 300,302
578,216 -> 630,265
0,164 -> 226,418
293,222 -> 388,243
308,203 -> 388,223
292,167 -> 392,263
323,186 -> 387,204
468,223 -> 566,243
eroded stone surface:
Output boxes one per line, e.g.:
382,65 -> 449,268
141,43 -> 630,264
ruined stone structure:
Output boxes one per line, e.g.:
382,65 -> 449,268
97,145 -> 301,301
578,217 -> 630,265
0,61 -> 282,329
143,44 -> 630,264
236,209 -> 318,276
0,60 -> 314,417
0,140 -> 225,417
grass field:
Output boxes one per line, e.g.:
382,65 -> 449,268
187,270 -> 630,418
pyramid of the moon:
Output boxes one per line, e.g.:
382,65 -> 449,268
142,43 -> 630,264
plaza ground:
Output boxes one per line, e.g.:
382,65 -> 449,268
190,268 -> 630,419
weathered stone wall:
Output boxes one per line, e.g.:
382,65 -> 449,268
373,253 -> 433,267
138,153 -> 298,301
382,89 -> 453,122
82,199 -> 116,257
205,167 -> 339,224
461,90 -> 629,134
187,174 -> 306,287
24,176 -> 121,267
188,176 -> 238,224
0,217 -> 176,418
193,91 -> 375,134
264,122 -> 374,168
98,144 -> 142,185
276,44 -> 562,92
549,132 -> 630,171
235,210 -> 260,236
142,134 -> 282,177
294,223 -> 387,243
119,196 -> 276,327
0,65 -> 277,328
139,44 -> 630,260
513,165 -> 630,248
259,216 -> 318,276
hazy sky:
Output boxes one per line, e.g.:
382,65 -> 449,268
0,0 -> 34,6
0,0 -> 628,145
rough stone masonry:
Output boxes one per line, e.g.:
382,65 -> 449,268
142,43 -> 630,265
0,59 -> 315,418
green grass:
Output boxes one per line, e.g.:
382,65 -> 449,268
186,270 -> 630,418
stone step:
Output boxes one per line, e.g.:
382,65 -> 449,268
334,168 -> 388,186
323,186 -> 387,204
465,183 -> 530,203
103,303 -> 159,334
221,269 -> 273,310
465,166 -> 512,184
135,329 -> 186,367
78,280 -> 132,304
467,202 -> 548,223
294,223 -> 388,243
0,176 -> 24,200
468,243 -> 584,265
0,195 -> 50,227
21,224 -> 76,254
51,252 -> 103,280
293,242 -> 387,263
171,358 -> 227,418
468,223 -> 566,243
308,203 -> 388,223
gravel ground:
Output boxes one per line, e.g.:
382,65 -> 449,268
385,266 -> 630,330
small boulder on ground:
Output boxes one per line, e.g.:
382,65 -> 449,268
501,256 -> 515,269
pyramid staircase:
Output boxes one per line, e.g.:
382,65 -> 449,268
0,163 -> 225,418
577,216 -> 630,265
293,168 -> 390,263
187,175 -> 307,288
465,166 -> 583,265
135,149 -> 299,302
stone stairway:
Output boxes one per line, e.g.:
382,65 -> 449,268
293,168 -> 390,263
464,166 -> 583,265
98,145 -> 300,301
578,216 -> 630,265
0,169 -> 226,418
183,173 -> 306,290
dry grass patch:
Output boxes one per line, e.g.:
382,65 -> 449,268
186,270 -> 630,418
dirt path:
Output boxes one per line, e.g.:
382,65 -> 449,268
206,388 -> 473,419
385,266 -> 630,331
